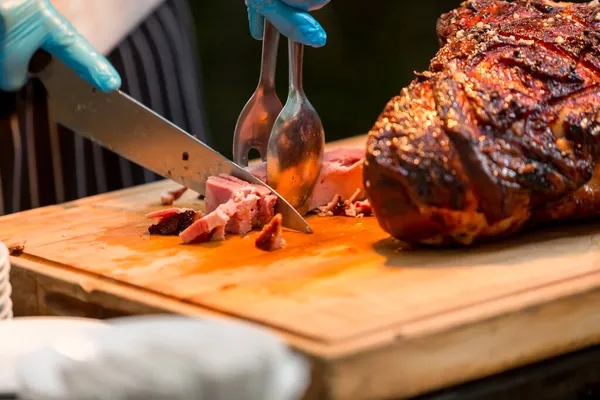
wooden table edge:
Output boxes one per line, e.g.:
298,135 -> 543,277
10,253 -> 600,400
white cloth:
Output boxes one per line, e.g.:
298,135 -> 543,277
16,316 -> 310,400
50,0 -> 165,55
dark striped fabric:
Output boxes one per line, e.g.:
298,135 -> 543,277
0,0 -> 209,216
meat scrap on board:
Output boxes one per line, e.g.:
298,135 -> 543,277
160,186 -> 188,206
364,0 -> 600,246
255,213 -> 286,251
6,239 -> 26,255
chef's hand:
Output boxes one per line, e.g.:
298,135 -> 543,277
246,0 -> 330,47
0,0 -> 121,92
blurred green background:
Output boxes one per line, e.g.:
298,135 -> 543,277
188,0 -> 465,157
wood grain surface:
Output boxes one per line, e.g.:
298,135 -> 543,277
3,135 -> 600,400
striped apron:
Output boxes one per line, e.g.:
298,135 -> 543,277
0,0 -> 210,216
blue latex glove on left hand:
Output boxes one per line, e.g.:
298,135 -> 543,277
246,0 -> 330,48
0,0 -> 121,93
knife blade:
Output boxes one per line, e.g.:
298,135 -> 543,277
32,56 -> 312,234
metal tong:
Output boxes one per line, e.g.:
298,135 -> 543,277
233,21 -> 324,212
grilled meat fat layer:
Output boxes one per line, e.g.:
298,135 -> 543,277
364,0 -> 600,245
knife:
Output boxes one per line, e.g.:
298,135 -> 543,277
29,52 -> 312,234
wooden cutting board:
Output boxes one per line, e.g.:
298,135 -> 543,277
3,135 -> 600,400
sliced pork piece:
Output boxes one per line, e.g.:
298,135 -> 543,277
255,214 -> 286,251
205,176 -> 242,214
160,186 -> 188,205
257,192 -> 277,226
179,200 -> 238,243
205,175 -> 276,234
308,148 -> 366,211
147,208 -> 199,236
227,189 -> 260,234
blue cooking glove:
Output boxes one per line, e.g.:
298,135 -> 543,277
246,0 -> 330,48
0,0 -> 121,92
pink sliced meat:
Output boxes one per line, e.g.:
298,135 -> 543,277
307,148 -> 365,211
220,174 -> 271,196
218,175 -> 276,226
247,147 -> 366,214
205,175 -> 276,234
210,225 -> 227,241
206,174 -> 272,214
179,199 -> 238,244
226,189 -> 260,234
205,176 -> 244,214
258,193 -> 277,225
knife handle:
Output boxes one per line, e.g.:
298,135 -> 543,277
28,50 -> 53,75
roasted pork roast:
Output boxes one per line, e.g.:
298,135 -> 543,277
364,0 -> 600,246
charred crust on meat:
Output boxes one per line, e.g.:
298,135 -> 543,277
255,214 -> 285,251
148,210 -> 196,235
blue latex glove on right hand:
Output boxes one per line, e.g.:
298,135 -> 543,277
246,0 -> 330,48
0,0 -> 121,93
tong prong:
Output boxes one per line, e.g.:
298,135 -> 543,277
233,20 -> 283,167
233,139 -> 266,168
